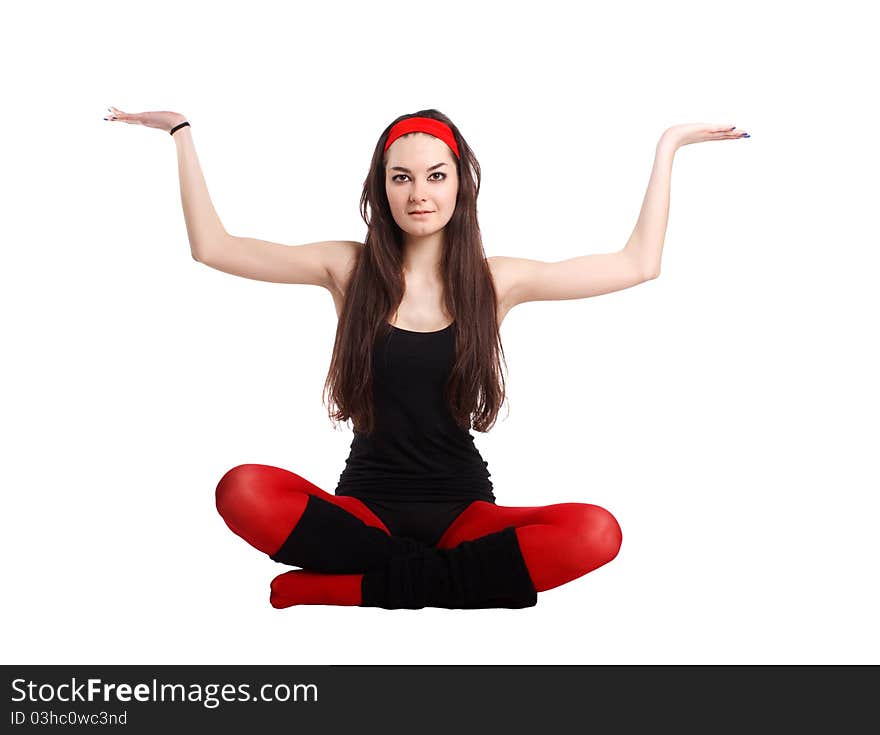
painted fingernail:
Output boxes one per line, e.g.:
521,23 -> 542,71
742,134 -> 750,138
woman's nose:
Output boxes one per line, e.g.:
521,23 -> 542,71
409,183 -> 428,201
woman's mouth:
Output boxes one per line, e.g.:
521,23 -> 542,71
409,211 -> 433,216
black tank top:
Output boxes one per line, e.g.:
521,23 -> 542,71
334,321 -> 496,502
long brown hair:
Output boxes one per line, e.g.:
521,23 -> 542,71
322,109 -> 508,436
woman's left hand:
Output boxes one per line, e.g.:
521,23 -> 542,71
660,123 -> 750,150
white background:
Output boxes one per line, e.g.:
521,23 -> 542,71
2,0 -> 877,665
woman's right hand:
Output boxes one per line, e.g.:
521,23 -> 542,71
104,106 -> 187,133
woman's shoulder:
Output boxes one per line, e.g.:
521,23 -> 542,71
332,246 -> 502,293
486,256 -> 513,307
326,240 -> 363,295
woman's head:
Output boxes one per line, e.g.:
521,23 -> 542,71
323,109 -> 507,436
360,109 -> 480,253
383,130 -> 460,245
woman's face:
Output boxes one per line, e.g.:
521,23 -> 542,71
384,132 -> 459,238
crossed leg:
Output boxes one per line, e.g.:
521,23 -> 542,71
215,463 -> 395,606
215,462 -> 392,554
215,463 -> 622,607
435,500 -> 623,592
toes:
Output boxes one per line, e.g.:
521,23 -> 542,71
269,570 -> 302,608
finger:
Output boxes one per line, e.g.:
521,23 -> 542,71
108,106 -> 139,123
722,125 -> 750,137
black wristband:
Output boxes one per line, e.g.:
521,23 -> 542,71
170,121 -> 190,136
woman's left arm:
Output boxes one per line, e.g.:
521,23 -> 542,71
625,123 -> 750,277
491,124 -> 749,313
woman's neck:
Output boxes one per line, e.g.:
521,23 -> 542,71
401,232 -> 444,280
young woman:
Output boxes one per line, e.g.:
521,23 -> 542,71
105,106 -> 748,609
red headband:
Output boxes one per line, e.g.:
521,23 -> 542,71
383,117 -> 460,159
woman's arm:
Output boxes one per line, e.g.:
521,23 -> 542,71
104,107 -> 226,260
173,121 -> 358,288
624,123 -> 750,277
622,136 -> 676,279
491,123 -> 750,313
105,106 -> 357,289
172,123 -> 228,262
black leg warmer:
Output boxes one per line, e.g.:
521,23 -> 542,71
269,494 -> 424,573
360,526 -> 538,610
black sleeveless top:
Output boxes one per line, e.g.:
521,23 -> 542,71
334,321 -> 496,503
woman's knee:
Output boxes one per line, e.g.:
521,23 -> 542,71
215,463 -> 264,518
569,503 -> 623,567
215,463 -> 311,524
214,464 -> 313,554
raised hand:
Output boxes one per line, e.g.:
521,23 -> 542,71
660,123 -> 750,151
103,106 -> 187,133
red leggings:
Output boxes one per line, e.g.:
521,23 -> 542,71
215,464 -> 623,607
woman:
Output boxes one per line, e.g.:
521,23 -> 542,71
105,106 -> 748,609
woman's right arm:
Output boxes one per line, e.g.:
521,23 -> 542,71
105,106 -> 360,292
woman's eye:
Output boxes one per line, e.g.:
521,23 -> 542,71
392,173 -> 446,183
